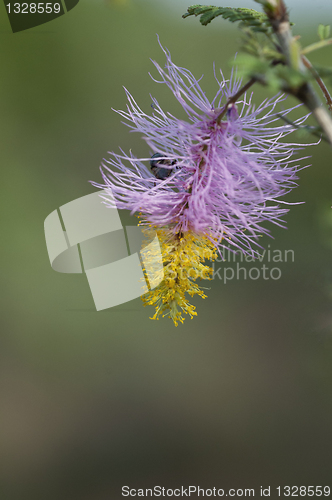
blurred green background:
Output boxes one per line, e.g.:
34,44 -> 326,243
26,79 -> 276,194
1,0 -> 332,498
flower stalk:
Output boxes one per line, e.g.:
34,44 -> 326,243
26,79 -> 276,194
260,0 -> 332,145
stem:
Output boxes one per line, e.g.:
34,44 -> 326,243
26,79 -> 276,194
264,0 -> 332,145
301,55 -> 332,112
216,77 -> 256,123
297,83 -> 332,144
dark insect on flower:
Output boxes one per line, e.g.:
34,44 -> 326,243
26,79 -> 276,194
150,153 -> 176,180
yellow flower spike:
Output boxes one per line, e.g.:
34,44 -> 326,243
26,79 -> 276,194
140,227 -> 218,326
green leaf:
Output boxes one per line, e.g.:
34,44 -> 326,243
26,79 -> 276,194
275,65 -> 307,88
183,5 -> 271,32
231,53 -> 271,79
238,27 -> 284,64
233,52 -> 309,93
318,24 -> 331,41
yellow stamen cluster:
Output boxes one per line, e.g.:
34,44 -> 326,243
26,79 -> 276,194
140,227 -> 218,326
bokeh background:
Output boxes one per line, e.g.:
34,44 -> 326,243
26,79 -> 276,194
1,0 -> 332,498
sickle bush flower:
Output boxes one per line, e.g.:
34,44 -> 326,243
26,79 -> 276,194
94,41 -> 311,325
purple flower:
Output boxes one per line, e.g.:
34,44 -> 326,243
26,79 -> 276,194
95,40 -> 311,255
